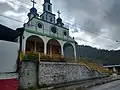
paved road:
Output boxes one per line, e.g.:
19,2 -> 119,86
88,80 -> 120,90
51,80 -> 120,90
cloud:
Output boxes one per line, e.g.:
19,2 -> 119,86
0,0 -> 6,2
52,0 -> 120,50
0,0 -> 120,50
0,0 -> 31,29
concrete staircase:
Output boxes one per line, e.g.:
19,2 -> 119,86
77,58 -> 113,75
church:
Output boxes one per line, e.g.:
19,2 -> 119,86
21,0 -> 77,61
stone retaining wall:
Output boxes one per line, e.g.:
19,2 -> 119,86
20,61 -> 102,89
20,61 -> 37,89
39,62 -> 91,85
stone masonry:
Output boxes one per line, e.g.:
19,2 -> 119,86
39,62 -> 91,85
20,61 -> 37,89
20,61 -> 101,89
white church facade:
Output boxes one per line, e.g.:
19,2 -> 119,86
21,0 -> 77,61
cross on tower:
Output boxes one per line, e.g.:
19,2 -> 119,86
57,10 -> 61,18
31,0 -> 36,8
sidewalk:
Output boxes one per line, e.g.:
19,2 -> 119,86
36,75 -> 120,90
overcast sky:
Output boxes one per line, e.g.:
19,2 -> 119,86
0,0 -> 120,50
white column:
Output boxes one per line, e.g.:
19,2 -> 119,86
44,43 -> 47,54
34,41 -> 36,52
73,44 -> 77,60
113,67 -> 116,72
61,45 -> 64,56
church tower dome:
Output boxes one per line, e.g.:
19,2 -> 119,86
28,0 -> 39,20
56,18 -> 64,27
28,7 -> 39,17
56,11 -> 64,27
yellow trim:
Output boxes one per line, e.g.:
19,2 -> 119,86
20,52 -> 23,61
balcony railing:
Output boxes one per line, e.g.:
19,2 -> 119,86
20,51 -> 112,75
20,51 -> 65,62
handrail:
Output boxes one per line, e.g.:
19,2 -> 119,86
20,51 -> 113,74
20,51 -> 65,62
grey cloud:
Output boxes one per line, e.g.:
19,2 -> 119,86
1,0 -> 120,50
105,0 -> 120,26
103,0 -> 120,41
0,0 -> 30,29
0,3 -> 14,13
53,0 -> 104,34
53,0 -> 120,50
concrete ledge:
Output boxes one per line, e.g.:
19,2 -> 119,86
39,62 -> 79,65
37,76 -> 120,90
20,61 -> 103,89
37,76 -> 108,90
0,72 -> 18,80
82,75 -> 120,88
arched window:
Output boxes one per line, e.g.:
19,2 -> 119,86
63,43 -> 74,61
26,35 -> 44,53
47,39 -> 61,55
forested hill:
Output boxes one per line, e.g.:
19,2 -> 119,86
76,45 -> 120,65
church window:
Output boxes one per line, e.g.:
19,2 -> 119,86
38,23 -> 42,28
51,27 -> 57,33
64,31 -> 67,36
48,5 -> 51,11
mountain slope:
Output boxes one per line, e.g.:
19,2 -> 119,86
76,45 -> 120,65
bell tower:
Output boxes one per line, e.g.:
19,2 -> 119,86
40,0 -> 55,23
43,0 -> 52,13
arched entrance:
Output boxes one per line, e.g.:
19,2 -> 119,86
63,43 -> 74,61
47,39 -> 61,55
26,35 -> 44,53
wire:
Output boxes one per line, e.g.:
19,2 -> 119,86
63,20 -> 115,41
0,14 -> 24,23
0,13 -> 119,47
74,37 -> 119,47
1,1 -> 120,44
6,0 -> 118,42
65,21 -> 120,43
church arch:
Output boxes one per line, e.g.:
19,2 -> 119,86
26,35 -> 44,53
63,43 -> 74,61
47,39 -> 61,55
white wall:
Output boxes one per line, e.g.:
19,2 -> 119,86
0,40 -> 19,73
25,18 -> 74,42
